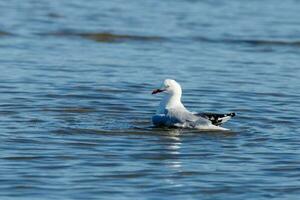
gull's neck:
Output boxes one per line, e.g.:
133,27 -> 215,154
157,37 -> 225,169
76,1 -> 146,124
156,92 -> 185,114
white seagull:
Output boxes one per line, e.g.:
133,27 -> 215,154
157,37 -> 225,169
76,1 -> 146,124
152,79 -> 236,130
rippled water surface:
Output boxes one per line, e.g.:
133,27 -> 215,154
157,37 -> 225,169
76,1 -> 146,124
1,0 -> 300,199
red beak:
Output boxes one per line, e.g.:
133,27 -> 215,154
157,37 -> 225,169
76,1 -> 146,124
152,89 -> 165,95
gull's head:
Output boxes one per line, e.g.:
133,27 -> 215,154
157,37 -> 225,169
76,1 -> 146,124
152,79 -> 182,96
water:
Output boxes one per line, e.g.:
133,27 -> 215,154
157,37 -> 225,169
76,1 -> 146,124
1,0 -> 300,199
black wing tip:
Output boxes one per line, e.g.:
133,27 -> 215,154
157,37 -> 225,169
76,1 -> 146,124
229,112 -> 236,117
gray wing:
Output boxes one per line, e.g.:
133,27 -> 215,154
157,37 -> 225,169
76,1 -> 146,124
152,108 -> 211,127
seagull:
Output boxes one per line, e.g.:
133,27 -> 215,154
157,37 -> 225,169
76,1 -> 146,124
151,79 -> 236,130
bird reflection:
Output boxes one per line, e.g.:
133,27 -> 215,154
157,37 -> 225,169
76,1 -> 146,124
162,129 -> 184,187
164,129 -> 182,168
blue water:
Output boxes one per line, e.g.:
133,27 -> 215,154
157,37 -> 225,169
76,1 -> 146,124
1,0 -> 300,199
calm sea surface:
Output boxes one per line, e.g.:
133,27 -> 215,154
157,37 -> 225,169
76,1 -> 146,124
1,0 -> 300,199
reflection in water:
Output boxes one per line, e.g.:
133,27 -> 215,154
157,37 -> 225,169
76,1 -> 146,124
166,129 -> 182,155
163,129 -> 183,187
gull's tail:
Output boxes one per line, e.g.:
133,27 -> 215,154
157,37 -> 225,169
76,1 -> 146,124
197,112 -> 236,126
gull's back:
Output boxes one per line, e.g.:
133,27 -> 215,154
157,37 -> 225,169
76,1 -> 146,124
152,107 -> 211,128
